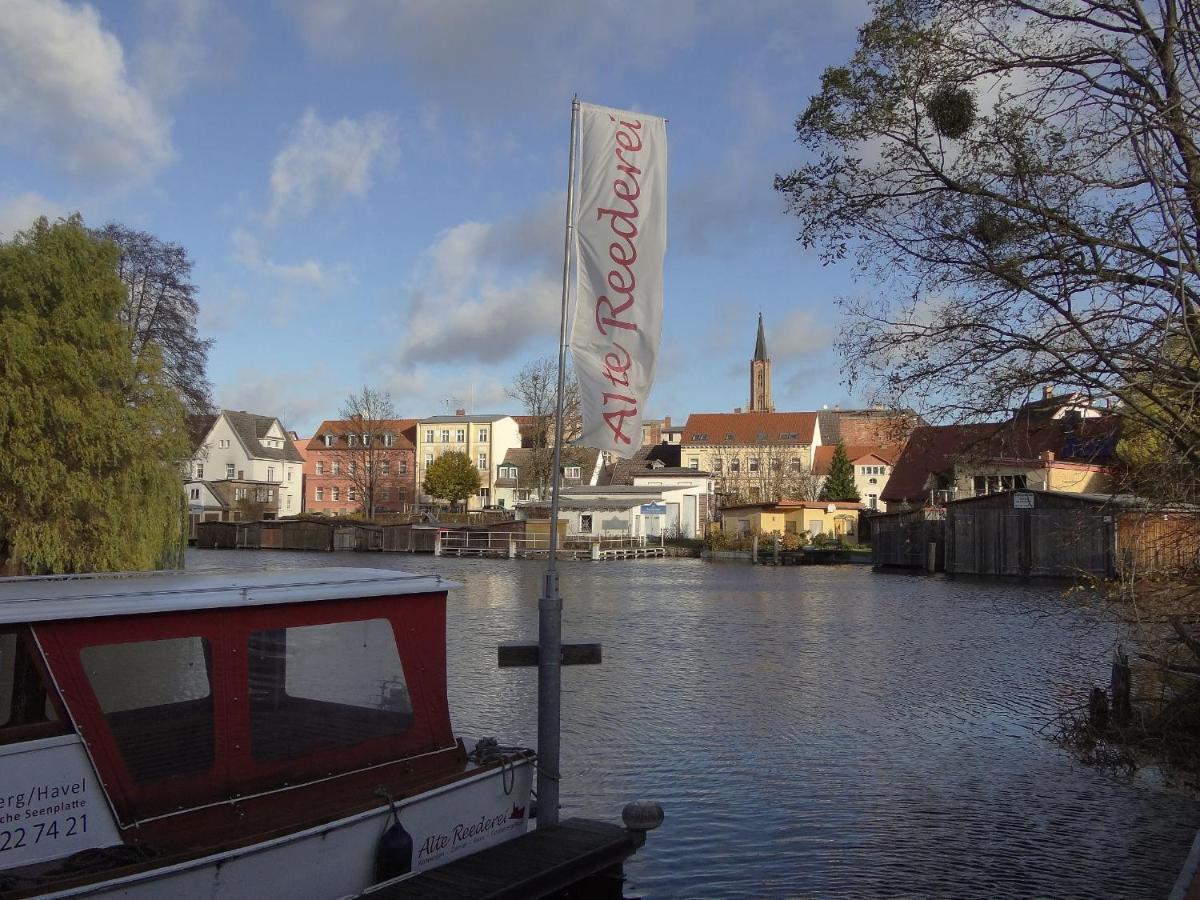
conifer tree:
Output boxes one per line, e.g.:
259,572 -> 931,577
0,217 -> 191,574
819,443 -> 860,502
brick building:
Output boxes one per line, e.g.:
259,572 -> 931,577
304,419 -> 418,516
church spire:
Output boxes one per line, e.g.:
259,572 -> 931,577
749,312 -> 774,412
754,312 -> 768,361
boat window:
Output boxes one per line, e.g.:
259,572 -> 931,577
81,637 -> 214,784
248,619 -> 413,761
0,630 -> 61,742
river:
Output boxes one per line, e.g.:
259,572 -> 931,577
187,549 -> 1199,898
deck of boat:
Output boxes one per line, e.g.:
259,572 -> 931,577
363,818 -> 638,899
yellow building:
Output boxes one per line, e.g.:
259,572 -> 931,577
720,500 -> 863,541
415,413 -> 521,510
681,411 -> 821,503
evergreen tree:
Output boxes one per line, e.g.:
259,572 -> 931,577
0,217 -> 191,574
820,443 -> 860,502
423,451 -> 482,509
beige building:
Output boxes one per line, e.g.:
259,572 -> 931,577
680,411 -> 821,504
414,413 -> 521,510
720,500 -> 864,541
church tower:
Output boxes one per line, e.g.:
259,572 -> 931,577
749,313 -> 774,412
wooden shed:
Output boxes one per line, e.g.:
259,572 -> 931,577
945,490 -> 1114,578
381,523 -> 441,553
871,509 -> 945,569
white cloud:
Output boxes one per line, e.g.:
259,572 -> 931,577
266,108 -> 398,224
0,192 -> 69,238
0,0 -> 173,180
134,0 -> 248,105
393,197 -> 565,366
217,366 -> 341,436
771,309 -> 835,360
231,229 -> 326,285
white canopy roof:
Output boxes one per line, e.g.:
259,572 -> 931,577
0,567 -> 457,625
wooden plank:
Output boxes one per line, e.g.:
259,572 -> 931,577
366,818 -> 635,900
498,643 -> 602,667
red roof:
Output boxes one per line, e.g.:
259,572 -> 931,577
880,417 -> 1119,504
306,419 -> 417,451
812,444 -> 902,476
681,411 -> 818,446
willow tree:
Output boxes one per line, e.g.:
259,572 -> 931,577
0,217 -> 191,574
776,0 -> 1200,460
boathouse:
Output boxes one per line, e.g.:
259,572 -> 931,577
943,489 -> 1200,578
871,507 -> 945,570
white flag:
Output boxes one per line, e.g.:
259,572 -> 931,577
570,102 -> 667,459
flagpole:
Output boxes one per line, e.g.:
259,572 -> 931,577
538,95 -> 579,829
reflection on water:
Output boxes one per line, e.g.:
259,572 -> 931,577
187,550 -> 1199,898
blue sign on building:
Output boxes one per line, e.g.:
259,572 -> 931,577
640,503 -> 666,515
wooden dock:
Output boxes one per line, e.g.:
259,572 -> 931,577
438,546 -> 666,561
363,818 -> 637,900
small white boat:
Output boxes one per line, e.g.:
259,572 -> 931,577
0,568 -> 534,898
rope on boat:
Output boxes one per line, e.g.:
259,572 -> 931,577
468,737 -> 534,795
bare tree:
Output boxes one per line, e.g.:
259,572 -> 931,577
776,0 -> 1200,465
331,387 -> 406,519
96,222 -> 214,414
507,355 -> 581,497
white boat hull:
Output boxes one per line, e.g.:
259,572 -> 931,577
43,759 -> 534,900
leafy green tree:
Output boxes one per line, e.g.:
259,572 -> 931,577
423,451 -> 481,509
820,443 -> 860,502
0,217 -> 191,575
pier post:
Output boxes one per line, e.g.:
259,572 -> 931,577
774,535 -> 780,565
434,531 -> 442,557
752,535 -> 758,564
509,536 -> 516,559
926,541 -> 936,573
591,540 -> 600,561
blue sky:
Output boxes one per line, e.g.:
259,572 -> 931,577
0,0 -> 874,437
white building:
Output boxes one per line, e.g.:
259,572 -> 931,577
185,410 -> 305,526
414,413 -> 522,510
544,473 -> 715,540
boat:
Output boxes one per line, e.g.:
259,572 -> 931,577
0,567 -> 535,898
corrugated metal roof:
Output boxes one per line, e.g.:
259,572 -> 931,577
0,568 -> 455,624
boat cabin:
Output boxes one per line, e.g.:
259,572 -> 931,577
0,568 -> 529,898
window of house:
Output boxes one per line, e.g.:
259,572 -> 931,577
349,462 -> 357,476
479,428 -> 488,441
688,458 -> 699,469
380,490 -> 390,502
226,463 -> 235,479
324,434 -> 334,447
363,433 -> 371,447
190,488 -> 199,500
479,488 -> 490,500
399,460 -> 407,475
749,458 -> 760,473
869,477 -> 877,485
316,461 -> 324,475
267,466 -> 275,482
868,494 -> 878,510
384,433 -> 394,447
456,429 -> 465,442
731,459 -> 741,473
691,432 -> 708,441
315,488 -> 324,501
287,469 -> 293,481
381,460 -> 390,475
517,489 -> 530,501
425,429 -> 434,443
580,514 -> 593,534
348,488 -> 356,501
441,430 -> 450,443
195,463 -> 204,479
713,459 -> 723,473
424,453 -> 433,467
332,461 -> 341,475
347,434 -> 357,447
725,433 -> 735,441
248,620 -> 412,762
479,453 -> 488,471
786,520 -> 798,534
332,487 -> 340,501
738,519 -> 751,536
286,496 -> 292,510
81,637 -> 213,784
756,432 -> 767,441
564,465 -> 580,479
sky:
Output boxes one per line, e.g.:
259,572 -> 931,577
0,0 -> 877,438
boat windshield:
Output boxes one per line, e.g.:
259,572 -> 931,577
248,619 -> 414,761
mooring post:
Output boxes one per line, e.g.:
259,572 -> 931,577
434,530 -> 442,557
509,536 -> 516,559
774,535 -> 781,565
752,534 -> 758,564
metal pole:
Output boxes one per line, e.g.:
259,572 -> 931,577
538,96 -> 579,828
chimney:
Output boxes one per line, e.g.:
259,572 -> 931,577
663,416 -> 671,428
1040,450 -> 1055,462
734,407 -> 742,414
455,408 -> 466,416
1043,386 -> 1053,400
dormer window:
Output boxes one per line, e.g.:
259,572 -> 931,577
347,434 -> 357,447
384,433 -> 394,447
691,433 -> 708,441
564,466 -> 581,479
756,432 -> 767,441
363,433 -> 371,446
725,433 -> 735,441
324,434 -> 334,447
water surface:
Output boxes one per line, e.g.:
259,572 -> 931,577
187,550 -> 1198,898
